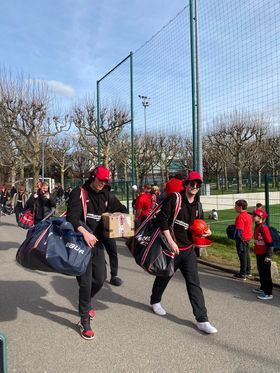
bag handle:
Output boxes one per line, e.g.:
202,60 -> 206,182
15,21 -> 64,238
80,187 -> 87,223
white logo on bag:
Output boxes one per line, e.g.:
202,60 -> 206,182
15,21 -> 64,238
65,242 -> 85,254
136,234 -> 151,246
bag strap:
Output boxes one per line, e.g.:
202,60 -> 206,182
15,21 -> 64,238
135,192 -> 181,235
171,192 -> 182,229
135,200 -> 163,234
80,187 -> 88,223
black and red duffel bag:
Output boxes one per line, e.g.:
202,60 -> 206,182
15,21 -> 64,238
126,192 -> 181,277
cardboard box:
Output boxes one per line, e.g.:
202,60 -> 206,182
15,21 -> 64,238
102,213 -> 135,238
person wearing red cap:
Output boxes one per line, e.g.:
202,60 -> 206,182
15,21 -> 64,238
233,200 -> 253,280
150,171 -> 217,334
67,165 -> 128,339
252,208 -> 274,300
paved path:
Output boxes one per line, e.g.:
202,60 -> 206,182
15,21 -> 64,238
0,214 -> 279,373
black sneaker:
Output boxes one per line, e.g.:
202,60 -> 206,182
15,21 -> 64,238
233,273 -> 246,280
78,317 -> 94,340
110,276 -> 123,286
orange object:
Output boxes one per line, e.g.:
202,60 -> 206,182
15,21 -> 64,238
190,219 -> 209,237
192,236 -> 213,247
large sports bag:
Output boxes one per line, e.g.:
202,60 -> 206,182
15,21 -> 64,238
126,192 -> 181,277
16,188 -> 92,276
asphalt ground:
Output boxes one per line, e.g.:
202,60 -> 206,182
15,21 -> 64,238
0,214 -> 280,373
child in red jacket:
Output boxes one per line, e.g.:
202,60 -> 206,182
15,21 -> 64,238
252,208 -> 274,300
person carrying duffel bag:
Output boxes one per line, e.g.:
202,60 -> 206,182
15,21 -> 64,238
66,165 -> 128,340
126,193 -> 181,277
149,171 -> 217,334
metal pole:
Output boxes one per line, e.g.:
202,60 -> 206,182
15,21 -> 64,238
42,136 -> 45,181
189,0 -> 197,171
97,80 -> 101,164
265,174 -> 270,226
0,332 -> 8,373
194,0 -> 203,178
130,52 -> 135,197
144,105 -> 147,138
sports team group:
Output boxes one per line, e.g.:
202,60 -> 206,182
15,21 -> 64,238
0,166 -> 275,340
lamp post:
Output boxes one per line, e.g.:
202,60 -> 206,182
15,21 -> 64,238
138,95 -> 150,184
138,95 -> 150,138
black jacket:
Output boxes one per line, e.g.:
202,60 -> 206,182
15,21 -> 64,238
26,192 -> 56,224
66,181 -> 128,240
156,190 -> 203,248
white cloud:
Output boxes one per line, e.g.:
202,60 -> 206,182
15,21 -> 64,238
44,79 -> 75,98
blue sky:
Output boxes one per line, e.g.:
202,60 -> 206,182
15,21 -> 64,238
0,0 -> 187,105
1,0 -> 280,136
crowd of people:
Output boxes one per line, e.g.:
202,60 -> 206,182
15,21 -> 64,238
0,168 -> 276,341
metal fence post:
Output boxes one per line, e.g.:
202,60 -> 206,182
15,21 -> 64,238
0,332 -> 8,373
130,51 -> 135,200
189,0 -> 197,171
96,80 -> 101,164
194,0 -> 203,178
265,174 -> 270,226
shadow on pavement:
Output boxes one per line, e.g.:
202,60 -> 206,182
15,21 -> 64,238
0,280 -> 77,331
0,241 -> 20,250
0,222 -> 18,227
50,275 -> 197,332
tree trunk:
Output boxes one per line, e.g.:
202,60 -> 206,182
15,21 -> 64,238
161,166 -> 165,182
11,166 -> 16,186
215,171 -> 220,190
165,164 -> 169,181
237,167 -> 243,193
124,162 -> 128,182
258,169 -> 262,188
224,163 -> 229,190
61,169 -> 65,190
249,167 -> 253,191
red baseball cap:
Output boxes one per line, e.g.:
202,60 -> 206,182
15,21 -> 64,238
95,166 -> 110,182
186,171 -> 203,182
253,208 -> 268,219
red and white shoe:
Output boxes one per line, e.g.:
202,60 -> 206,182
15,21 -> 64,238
78,317 -> 94,340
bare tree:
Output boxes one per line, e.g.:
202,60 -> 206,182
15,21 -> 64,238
153,134 -> 183,181
48,136 -> 73,189
133,134 -> 157,185
72,98 -> 129,167
210,112 -> 267,192
0,71 -> 70,184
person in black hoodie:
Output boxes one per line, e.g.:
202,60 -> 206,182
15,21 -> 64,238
67,166 -> 128,340
25,182 -> 56,224
150,171 -> 217,334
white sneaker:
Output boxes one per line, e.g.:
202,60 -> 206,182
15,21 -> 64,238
151,302 -> 166,316
197,321 -> 218,334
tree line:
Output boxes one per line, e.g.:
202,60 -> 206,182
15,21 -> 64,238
0,72 -> 279,191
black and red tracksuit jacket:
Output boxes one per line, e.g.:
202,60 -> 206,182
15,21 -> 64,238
156,190 -> 203,250
66,181 -> 128,241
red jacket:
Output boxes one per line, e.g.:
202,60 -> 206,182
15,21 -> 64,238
235,210 -> 253,241
253,223 -> 273,255
135,192 -> 152,220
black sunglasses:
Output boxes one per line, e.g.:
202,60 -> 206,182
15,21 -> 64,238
189,181 -> 202,188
